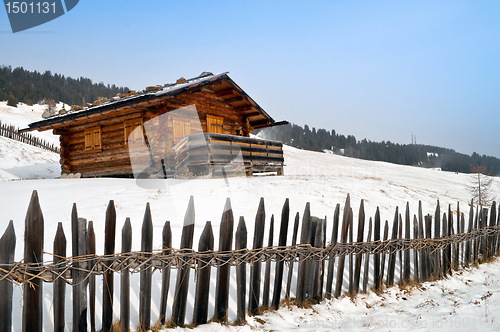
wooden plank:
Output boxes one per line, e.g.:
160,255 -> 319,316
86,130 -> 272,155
418,202 -> 427,282
159,221 -> 172,324
120,218 -> 132,332
171,197 -> 195,326
325,204 -> 340,299
248,198 -> 265,315
22,190 -> 44,332
379,220 -> 389,286
102,201 -> 116,332
0,221 -> 15,332
442,211 -> 450,276
413,215 -> 419,282
139,203 -> 154,330
434,202 -> 443,279
353,200 -> 366,294
386,207 -> 399,286
193,221 -> 214,325
456,203 -> 462,268
296,202 -> 311,302
87,221 -> 96,332
363,218 -> 372,293
262,215 -> 274,309
348,210 -> 354,296
488,202 -> 497,259
74,217 -> 88,332
312,218 -> 325,302
403,203 -> 411,283
398,215 -> 403,286
425,215 -> 433,279
473,206 -> 479,263
334,195 -> 351,298
319,216 -> 327,299
271,199 -> 290,309
285,212 -> 300,300
373,208 -> 381,291
215,198 -> 234,322
235,217 -> 248,324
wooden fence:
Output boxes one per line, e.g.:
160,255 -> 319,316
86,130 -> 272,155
0,191 -> 499,331
0,120 -> 60,153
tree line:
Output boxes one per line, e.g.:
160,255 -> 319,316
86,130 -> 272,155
255,123 -> 500,176
0,65 -> 129,107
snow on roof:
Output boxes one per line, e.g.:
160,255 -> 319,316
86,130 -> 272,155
23,72 -> 230,130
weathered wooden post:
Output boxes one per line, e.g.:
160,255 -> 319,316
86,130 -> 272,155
139,203 -> 153,330
192,221 -> 214,325
120,218 -> 132,332
88,221 -> 96,332
403,203 -> 411,283
412,215 -> 419,282
171,197 -> 195,326
0,221 -> 15,332
296,202 -> 311,302
379,220 -> 389,285
262,215 -> 274,309
348,209 -> 354,296
271,199 -> 290,309
235,217 -> 247,324
334,195 -> 351,298
325,204 -> 340,299
373,208 -> 381,291
285,212 -> 300,300
102,201 -> 116,332
159,221 -> 172,325
22,191 -> 44,332
248,198 -> 265,315
353,200 -> 366,294
418,202 -> 427,282
424,215 -> 433,279
488,202 -> 497,259
386,207 -> 399,286
363,218 -> 372,293
215,198 -> 234,322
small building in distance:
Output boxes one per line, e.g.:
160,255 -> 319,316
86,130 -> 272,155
22,72 -> 286,178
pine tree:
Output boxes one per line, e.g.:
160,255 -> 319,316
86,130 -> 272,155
7,94 -> 18,107
468,165 -> 494,207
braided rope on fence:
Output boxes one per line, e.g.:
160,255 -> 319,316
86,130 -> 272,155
1,224 -> 499,286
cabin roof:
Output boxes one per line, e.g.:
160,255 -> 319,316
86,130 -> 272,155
21,72 -> 285,132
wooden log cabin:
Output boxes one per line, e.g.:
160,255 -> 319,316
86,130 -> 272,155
21,72 -> 286,178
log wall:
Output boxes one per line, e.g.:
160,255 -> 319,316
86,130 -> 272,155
55,89 -> 253,177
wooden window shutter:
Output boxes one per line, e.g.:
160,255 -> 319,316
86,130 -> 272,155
84,131 -> 93,150
124,119 -> 143,144
84,126 -> 102,151
206,115 -> 224,134
93,127 -> 101,149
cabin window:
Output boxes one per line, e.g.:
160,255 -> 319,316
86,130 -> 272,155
173,118 -> 191,143
206,115 -> 224,134
84,126 -> 102,151
124,119 -> 144,145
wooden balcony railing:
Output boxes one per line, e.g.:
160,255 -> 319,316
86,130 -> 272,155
173,133 -> 284,177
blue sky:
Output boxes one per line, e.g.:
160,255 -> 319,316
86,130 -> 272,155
1,0 -> 499,157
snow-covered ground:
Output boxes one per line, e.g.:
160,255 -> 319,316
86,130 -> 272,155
1,104 -> 499,331
174,258 -> 500,332
0,101 -> 64,145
